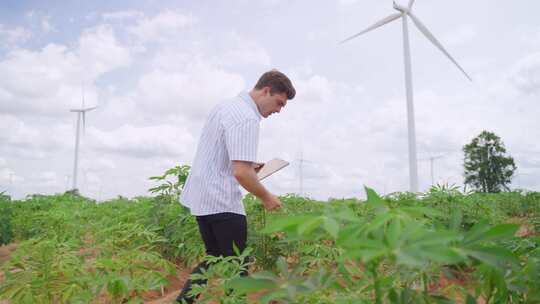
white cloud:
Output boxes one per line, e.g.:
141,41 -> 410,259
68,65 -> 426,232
0,24 -> 31,47
0,44 -> 81,115
25,10 -> 36,20
0,166 -> 24,187
38,171 -> 57,181
443,25 -> 477,48
95,157 -> 117,170
128,10 -> 197,43
88,124 -> 195,158
41,15 -> 55,33
338,0 -> 361,6
518,26 -> 540,49
0,115 -> 73,159
210,32 -> 271,67
102,10 -> 144,21
77,24 -> 132,78
23,10 -> 56,35
0,24 -> 131,116
22,171 -> 61,190
510,52 -> 540,95
134,60 -> 245,121
0,167 -> 14,180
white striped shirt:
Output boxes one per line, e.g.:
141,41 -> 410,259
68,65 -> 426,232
179,91 -> 262,216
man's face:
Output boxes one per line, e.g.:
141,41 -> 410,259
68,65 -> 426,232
261,88 -> 288,118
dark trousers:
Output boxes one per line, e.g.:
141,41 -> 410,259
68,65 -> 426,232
176,212 -> 247,304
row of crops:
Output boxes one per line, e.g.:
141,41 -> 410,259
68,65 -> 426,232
0,185 -> 540,303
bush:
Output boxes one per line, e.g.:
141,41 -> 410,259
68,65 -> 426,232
0,194 -> 13,246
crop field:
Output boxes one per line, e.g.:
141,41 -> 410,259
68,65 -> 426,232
1,182 -> 540,303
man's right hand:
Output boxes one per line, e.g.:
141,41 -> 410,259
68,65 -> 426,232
262,193 -> 282,211
231,161 -> 282,211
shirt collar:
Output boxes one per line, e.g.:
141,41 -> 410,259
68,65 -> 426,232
239,91 -> 262,120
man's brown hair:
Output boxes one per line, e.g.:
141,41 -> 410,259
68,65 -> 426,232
254,69 -> 296,100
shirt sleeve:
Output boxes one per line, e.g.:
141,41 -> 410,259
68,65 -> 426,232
224,119 -> 260,162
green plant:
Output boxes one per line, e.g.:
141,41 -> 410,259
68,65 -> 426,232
95,249 -> 176,302
4,182 -> 540,303
148,165 -> 190,202
189,247 -> 253,304
0,238 -> 95,304
0,195 -> 13,246
229,186 -> 525,303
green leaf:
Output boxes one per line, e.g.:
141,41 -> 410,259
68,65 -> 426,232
421,246 -> 463,264
262,214 -> 313,234
227,277 -> 277,293
367,213 -> 393,232
462,246 -> 520,268
298,216 -> 324,236
323,217 -> 339,239
276,257 -> 289,277
401,207 -> 444,218
464,223 -> 519,245
337,222 -> 366,247
251,271 -> 279,281
449,209 -> 462,231
465,294 -> 476,304
385,219 -> 401,248
396,247 -> 426,267
411,231 -> 461,247
341,247 -> 387,263
333,207 -> 359,222
364,186 -> 387,211
107,276 -> 129,298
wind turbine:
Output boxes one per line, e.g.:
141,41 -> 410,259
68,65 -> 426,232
70,87 -> 96,192
419,154 -> 444,186
341,0 -> 472,192
295,146 -> 316,197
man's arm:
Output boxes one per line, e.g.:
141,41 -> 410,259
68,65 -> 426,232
232,160 -> 282,211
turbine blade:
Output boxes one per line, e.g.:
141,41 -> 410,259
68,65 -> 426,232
82,112 -> 86,134
340,13 -> 402,44
408,12 -> 472,81
408,0 -> 415,9
81,82 -> 85,108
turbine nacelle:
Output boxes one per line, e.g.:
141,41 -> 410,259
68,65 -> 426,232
393,1 -> 409,14
70,106 -> 97,113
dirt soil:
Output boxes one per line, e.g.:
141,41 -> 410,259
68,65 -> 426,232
0,243 -> 18,304
0,243 -> 17,266
510,217 -> 536,238
142,266 -> 190,304
141,267 -> 276,304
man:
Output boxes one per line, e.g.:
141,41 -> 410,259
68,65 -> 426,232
176,69 -> 296,303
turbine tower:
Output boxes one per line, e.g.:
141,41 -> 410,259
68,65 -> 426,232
70,88 -> 96,192
419,154 -> 444,186
341,0 -> 472,192
295,146 -> 315,197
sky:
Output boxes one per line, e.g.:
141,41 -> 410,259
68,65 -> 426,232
1,0 -> 539,201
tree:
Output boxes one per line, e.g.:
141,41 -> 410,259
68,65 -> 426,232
463,131 -> 516,192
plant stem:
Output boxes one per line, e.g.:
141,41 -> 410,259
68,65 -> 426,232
370,263 -> 382,304
423,272 -> 430,304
